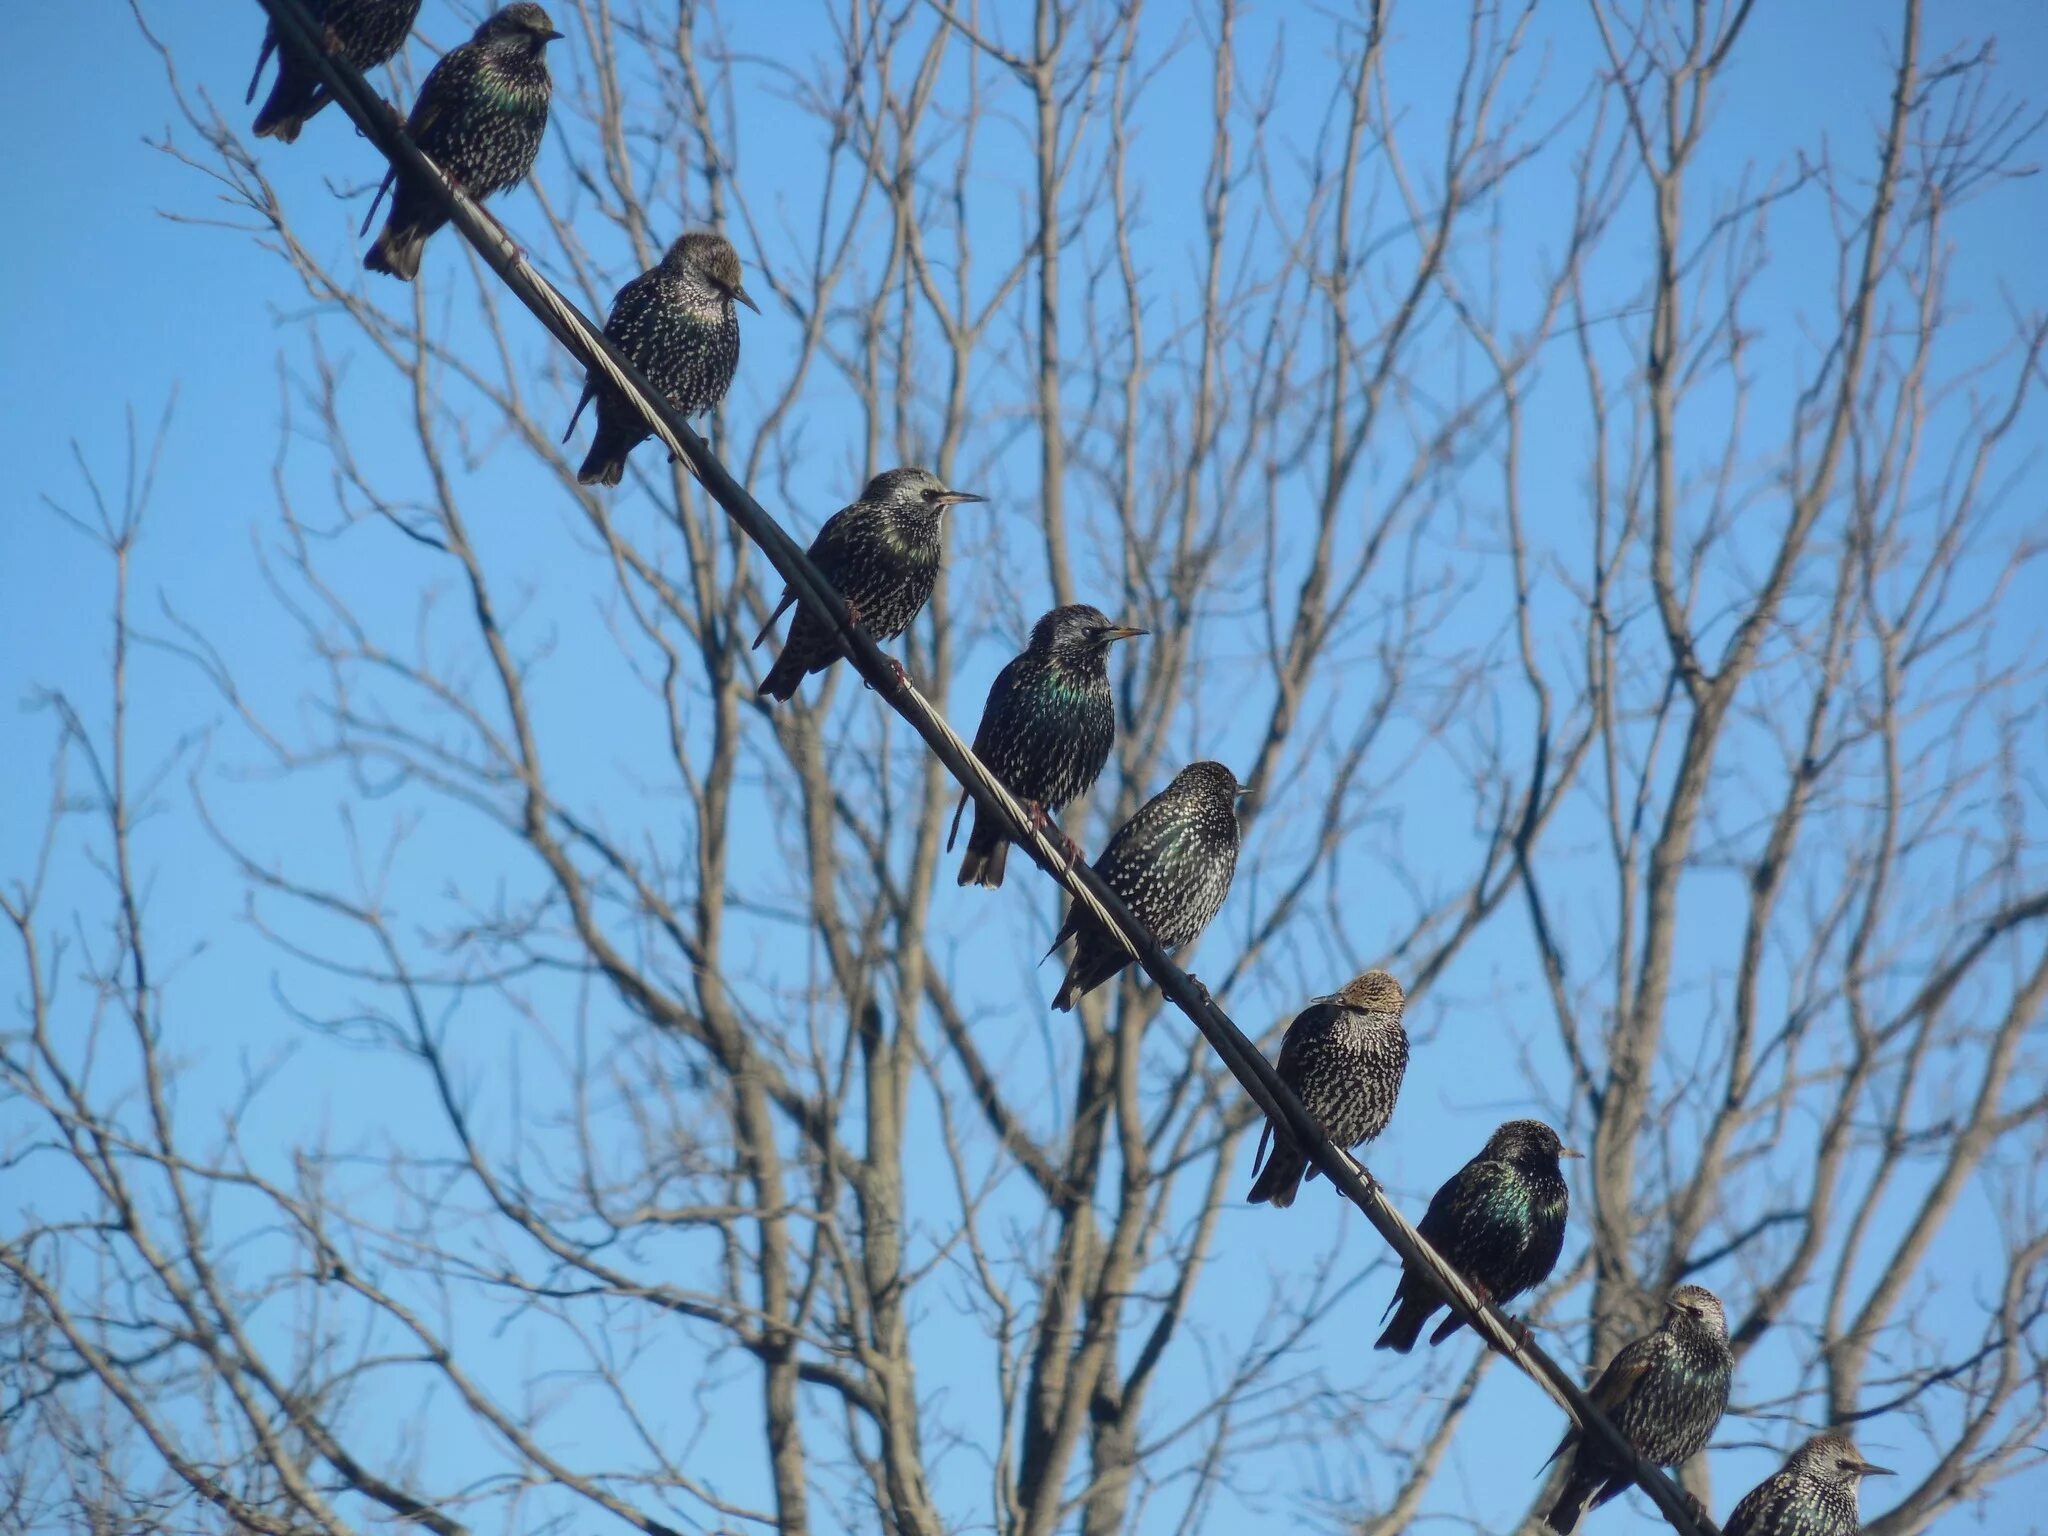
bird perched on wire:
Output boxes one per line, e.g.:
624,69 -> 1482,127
1542,1284 -> 1734,1534
1721,1433 -> 1892,1536
1245,970 -> 1407,1207
1047,761 -> 1244,1012
247,0 -> 423,144
1374,1118 -> 1577,1348
753,468 -> 984,702
948,605 -> 1145,889
565,231 -> 758,487
364,3 -> 562,281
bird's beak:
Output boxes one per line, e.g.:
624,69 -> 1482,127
540,29 -> 566,41
935,490 -> 987,506
1854,1461 -> 1896,1478
1103,625 -> 1146,643
732,283 -> 761,314
1234,785 -> 1253,801
1560,1147 -> 1585,1160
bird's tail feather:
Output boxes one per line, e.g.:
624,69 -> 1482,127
577,445 -> 628,487
1245,1138 -> 1308,1207
1426,1308 -> 1471,1347
955,811 -> 1008,888
562,382 -> 596,444
365,220 -> 429,282
1373,1288 -> 1436,1352
758,646 -> 805,703
1543,1474 -> 1596,1536
254,105 -> 305,143
247,31 -> 276,104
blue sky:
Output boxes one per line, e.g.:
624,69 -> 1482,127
5,3 -> 2047,1534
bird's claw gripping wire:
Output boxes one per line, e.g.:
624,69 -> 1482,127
1024,800 -> 1082,869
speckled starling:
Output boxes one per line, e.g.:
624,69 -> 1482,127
247,0 -> 423,144
364,3 -> 561,282
1542,1284 -> 1734,1534
566,231 -> 758,487
1722,1433 -> 1892,1536
753,468 -> 984,702
948,605 -> 1145,889
1375,1118 -> 1576,1348
1245,970 -> 1407,1207
1047,760 -> 1244,1012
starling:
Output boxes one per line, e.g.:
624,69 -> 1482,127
565,231 -> 759,487
753,468 -> 984,702
1245,970 -> 1408,1207
247,0 -> 423,144
948,605 -> 1146,889
364,3 -> 562,282
1722,1433 -> 1893,1536
1374,1117 -> 1577,1348
1046,761 -> 1244,1012
1542,1284 -> 1734,1534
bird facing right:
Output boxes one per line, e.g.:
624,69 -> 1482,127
567,231 -> 758,487
1244,970 -> 1407,1208
1722,1433 -> 1892,1536
1541,1284 -> 1734,1534
1046,761 -> 1245,1011
247,0 -> 423,144
365,4 -> 562,282
949,604 -> 1145,889
1374,1117 -> 1576,1348
753,468 -> 984,702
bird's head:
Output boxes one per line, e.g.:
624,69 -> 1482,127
668,231 -> 759,313
1788,1433 -> 1894,1489
1032,603 -> 1146,661
1170,759 -> 1248,812
479,3 -> 564,51
1485,1118 -> 1580,1164
861,467 -> 986,518
1664,1284 -> 1728,1341
1332,969 -> 1404,1015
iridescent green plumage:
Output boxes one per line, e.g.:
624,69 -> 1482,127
950,605 -> 1143,888
1375,1118 -> 1573,1348
364,4 -> 560,282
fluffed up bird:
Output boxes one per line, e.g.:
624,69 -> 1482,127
753,468 -> 983,702
1245,970 -> 1407,1208
949,604 -> 1145,889
1374,1118 -> 1576,1348
1722,1433 -> 1892,1536
1542,1284 -> 1734,1534
364,3 -> 561,281
1047,761 -> 1244,1012
566,231 -> 757,487
247,0 -> 423,144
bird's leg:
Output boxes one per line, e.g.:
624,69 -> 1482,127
321,21 -> 347,52
460,190 -> 523,262
1025,800 -> 1082,868
1497,1311 -> 1538,1354
840,602 -> 910,691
